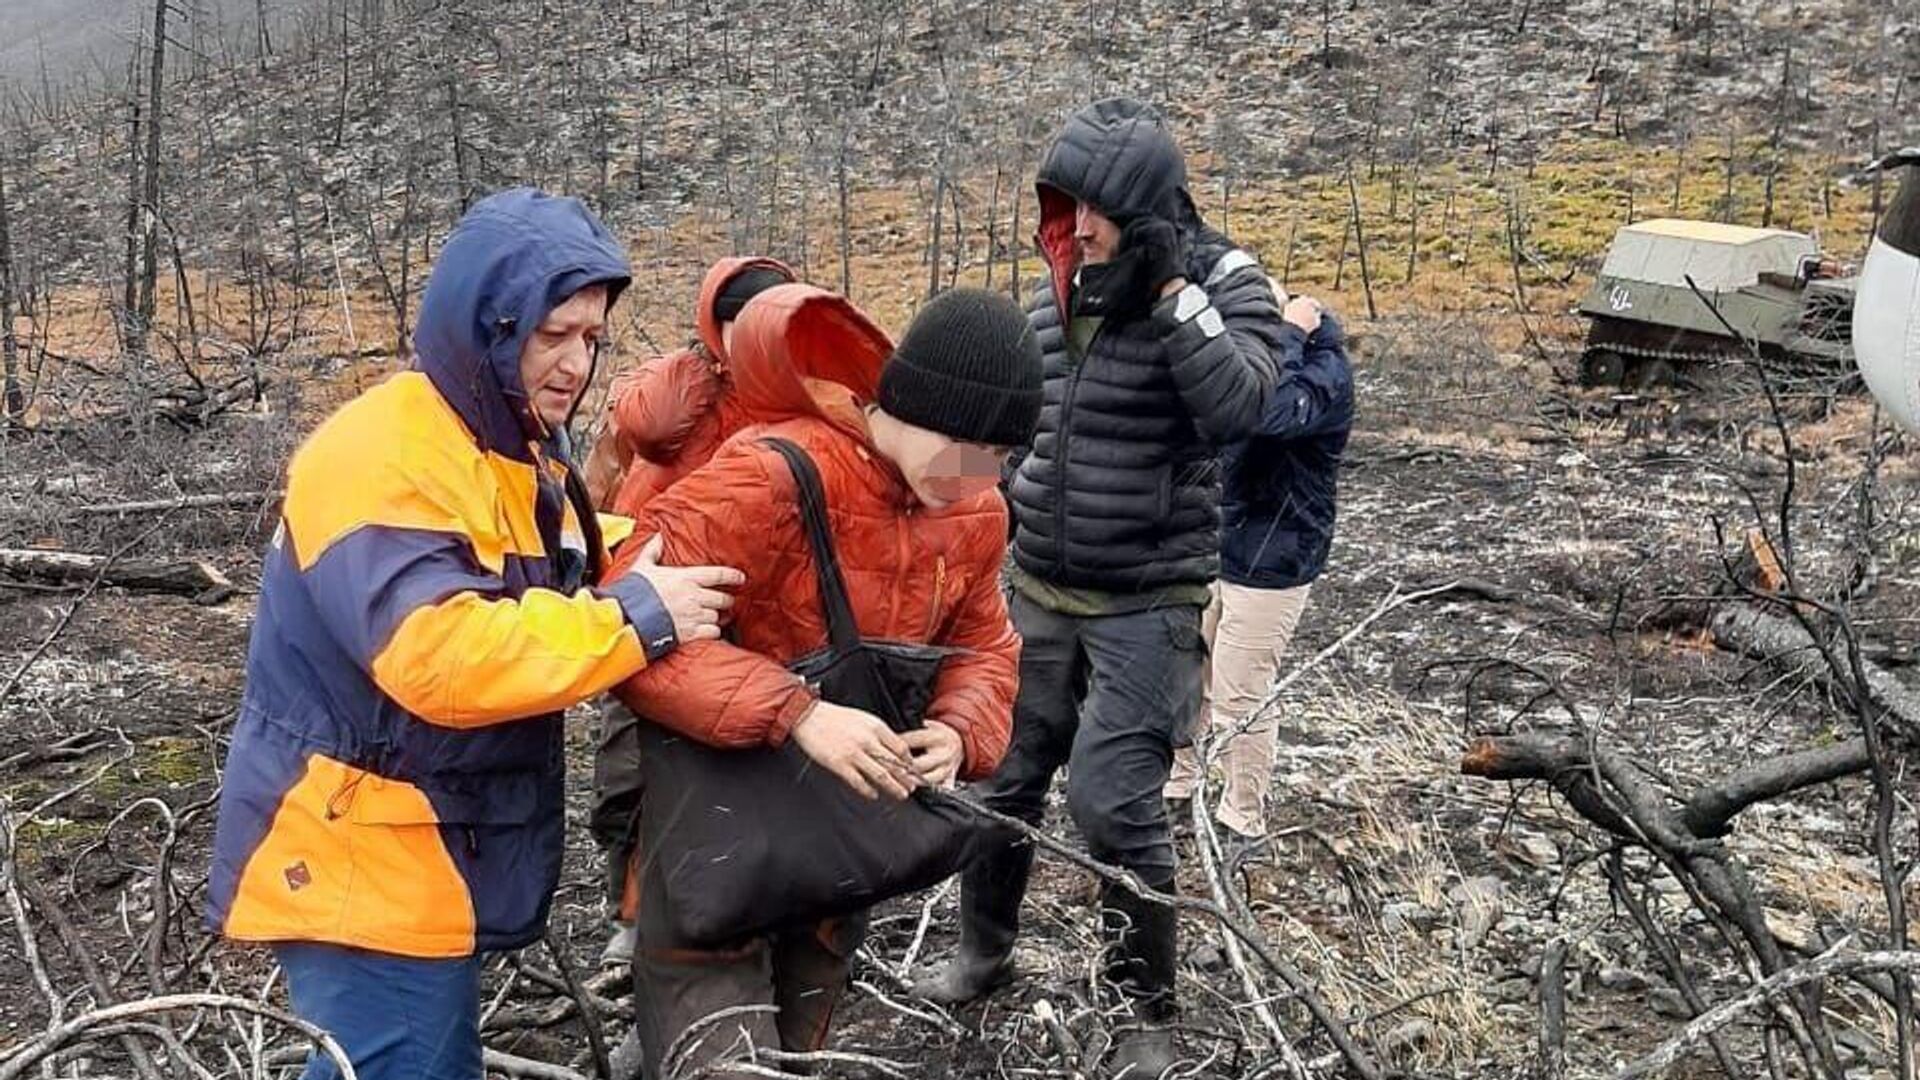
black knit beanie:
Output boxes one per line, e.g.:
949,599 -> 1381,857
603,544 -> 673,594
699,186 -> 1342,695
712,266 -> 792,322
878,288 -> 1043,448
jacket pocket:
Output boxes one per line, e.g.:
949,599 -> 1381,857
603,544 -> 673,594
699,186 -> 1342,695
1155,465 -> 1174,523
350,770 -> 542,826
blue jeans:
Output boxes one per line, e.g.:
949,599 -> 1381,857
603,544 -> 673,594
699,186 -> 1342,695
274,942 -> 482,1080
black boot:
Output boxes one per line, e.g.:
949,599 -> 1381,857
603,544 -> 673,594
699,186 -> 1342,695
912,842 -> 1034,1005
1100,882 -> 1180,1080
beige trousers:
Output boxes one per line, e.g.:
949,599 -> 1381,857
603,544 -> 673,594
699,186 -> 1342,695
1165,580 -> 1311,838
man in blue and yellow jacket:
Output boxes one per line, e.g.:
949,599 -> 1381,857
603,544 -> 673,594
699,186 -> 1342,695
207,188 -> 742,1080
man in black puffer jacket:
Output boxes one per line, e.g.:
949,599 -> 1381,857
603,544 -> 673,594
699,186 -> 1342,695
915,98 -> 1284,1080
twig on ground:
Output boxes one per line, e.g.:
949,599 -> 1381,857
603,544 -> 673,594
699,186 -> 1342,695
0,993 -> 358,1080
933,788 -> 1383,1080
16,858 -> 178,1080
543,931 -> 611,1080
897,876 -> 952,984
1615,949 -> 1920,1079
74,491 -> 282,516
1604,851 -> 1743,1079
850,979 -> 966,1038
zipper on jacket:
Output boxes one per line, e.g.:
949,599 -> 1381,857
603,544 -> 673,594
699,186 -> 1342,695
1052,320 -> 1104,581
924,555 -> 947,639
893,511 -> 912,635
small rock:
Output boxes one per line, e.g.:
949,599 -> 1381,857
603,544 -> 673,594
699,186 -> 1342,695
1493,976 -> 1533,1004
1648,987 -> 1690,1018
1381,900 -> 1439,934
1598,966 -> 1650,992
1503,831 -> 1560,869
1189,942 -> 1228,972
1833,1026 -> 1882,1065
1448,875 -> 1506,949
1492,1004 -> 1532,1025
1379,1018 -> 1435,1057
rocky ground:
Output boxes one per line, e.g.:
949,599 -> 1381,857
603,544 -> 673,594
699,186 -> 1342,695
1,309 -> 1913,1077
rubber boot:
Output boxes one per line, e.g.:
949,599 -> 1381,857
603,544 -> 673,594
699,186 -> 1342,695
1100,882 -> 1180,1080
912,842 -> 1035,1005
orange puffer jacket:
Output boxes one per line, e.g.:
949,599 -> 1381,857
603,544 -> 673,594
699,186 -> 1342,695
584,256 -> 795,513
602,284 -> 1020,780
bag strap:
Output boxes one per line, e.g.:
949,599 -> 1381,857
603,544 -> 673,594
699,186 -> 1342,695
760,437 -> 861,653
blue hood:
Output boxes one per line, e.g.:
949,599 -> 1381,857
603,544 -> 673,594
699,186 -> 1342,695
413,188 -> 632,460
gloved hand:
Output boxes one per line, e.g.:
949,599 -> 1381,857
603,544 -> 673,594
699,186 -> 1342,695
1074,216 -> 1189,319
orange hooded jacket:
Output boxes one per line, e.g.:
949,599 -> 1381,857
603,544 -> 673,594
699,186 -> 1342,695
584,256 -> 797,513
601,283 -> 1020,782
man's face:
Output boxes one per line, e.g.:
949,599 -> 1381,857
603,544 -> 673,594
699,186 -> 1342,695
1075,200 -> 1122,266
889,418 -> 1012,510
519,284 -> 608,430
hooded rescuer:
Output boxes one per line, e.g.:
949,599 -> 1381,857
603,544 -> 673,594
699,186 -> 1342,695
205,189 -> 743,1080
913,98 -> 1287,1080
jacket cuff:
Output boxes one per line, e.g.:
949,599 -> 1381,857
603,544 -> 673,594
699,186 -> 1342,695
1152,281 -> 1227,341
596,576 -> 678,662
1276,321 -> 1309,357
765,684 -> 818,747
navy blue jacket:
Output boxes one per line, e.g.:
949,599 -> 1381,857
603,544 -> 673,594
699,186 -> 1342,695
1219,315 -> 1353,589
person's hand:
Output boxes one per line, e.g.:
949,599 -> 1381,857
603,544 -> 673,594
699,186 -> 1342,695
1075,215 -> 1189,319
903,723 -> 965,789
790,700 -> 919,801
627,535 -> 743,642
1120,216 -> 1188,296
1283,295 -> 1325,334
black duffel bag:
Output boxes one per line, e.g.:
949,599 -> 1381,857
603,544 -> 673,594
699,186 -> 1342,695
636,437 -> 994,946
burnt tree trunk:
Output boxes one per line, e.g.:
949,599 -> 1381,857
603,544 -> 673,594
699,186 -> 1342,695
134,0 -> 168,342
0,142 -> 20,422
0,549 -> 232,598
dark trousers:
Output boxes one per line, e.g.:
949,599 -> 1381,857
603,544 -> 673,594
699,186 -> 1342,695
589,700 -> 643,912
976,592 -> 1207,884
630,851 -> 867,1080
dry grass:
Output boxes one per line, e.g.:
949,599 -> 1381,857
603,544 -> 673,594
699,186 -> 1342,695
11,128 -> 1883,439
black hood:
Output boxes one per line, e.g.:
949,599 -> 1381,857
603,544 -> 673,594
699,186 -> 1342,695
1033,98 -> 1194,317
1035,97 -> 1189,224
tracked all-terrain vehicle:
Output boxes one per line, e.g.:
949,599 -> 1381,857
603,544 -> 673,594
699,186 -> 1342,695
1577,219 -> 1856,388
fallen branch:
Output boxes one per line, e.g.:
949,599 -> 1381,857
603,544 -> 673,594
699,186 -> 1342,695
1463,734 -> 1849,1073
1409,575 -> 1600,627
1712,603 -> 1920,743
1681,737 -> 1872,838
1604,851 -> 1743,1079
0,994 -> 357,1080
849,979 -> 967,1039
542,931 -> 610,1080
0,547 -> 230,598
934,789 -> 1383,1080
0,516 -> 181,706
484,1048 -> 591,1080
17,863 -> 175,1080
74,491 -> 281,516
1615,949 -> 1920,1078
1188,769 -> 1304,1078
